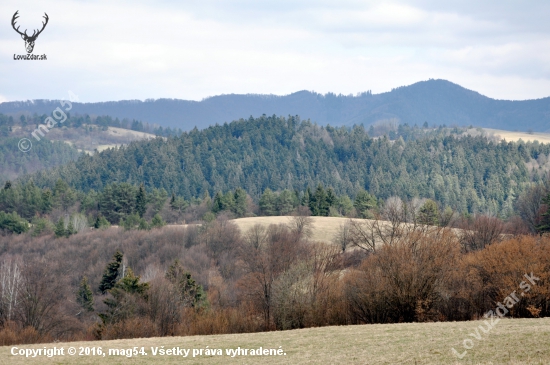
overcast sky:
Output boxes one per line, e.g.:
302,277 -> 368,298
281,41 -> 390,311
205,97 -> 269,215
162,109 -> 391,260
1,0 -> 549,103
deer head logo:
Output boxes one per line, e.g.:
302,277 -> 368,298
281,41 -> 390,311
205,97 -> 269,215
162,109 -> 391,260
12,11 -> 49,54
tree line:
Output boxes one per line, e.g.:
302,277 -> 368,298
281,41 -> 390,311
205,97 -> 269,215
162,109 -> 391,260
4,173 -> 550,237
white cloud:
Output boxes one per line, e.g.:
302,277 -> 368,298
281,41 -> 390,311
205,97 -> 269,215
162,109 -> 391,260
0,0 -> 549,102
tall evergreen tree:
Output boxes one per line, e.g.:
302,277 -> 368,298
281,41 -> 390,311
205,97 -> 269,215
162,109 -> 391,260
77,276 -> 94,312
166,259 -> 207,308
211,191 -> 224,213
54,218 -> 66,238
41,189 -> 53,214
277,189 -> 296,215
66,219 -> 77,237
99,251 -> 123,294
259,188 -> 277,216
233,188 -> 248,217
310,184 -> 329,216
135,183 -> 147,218
354,190 -> 377,218
418,199 -> 440,226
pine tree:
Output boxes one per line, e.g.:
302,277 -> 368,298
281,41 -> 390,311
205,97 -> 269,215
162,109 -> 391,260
170,192 -> 176,207
66,219 -> 76,237
310,184 -> 329,216
99,251 -> 123,294
99,267 -> 148,325
135,183 -> 147,218
354,190 -> 377,218
41,189 -> 53,214
259,188 -> 277,216
326,187 -> 337,208
277,189 -> 296,215
166,259 -> 207,308
53,178 -> 77,211
138,218 -> 150,230
94,214 -> 110,229
151,213 -> 165,228
301,187 -> 311,207
221,191 -> 236,212
54,218 -> 66,238
233,188 -> 248,217
77,276 -> 94,312
212,191 -> 224,213
115,268 -> 148,295
121,213 -> 140,230
418,199 -> 440,226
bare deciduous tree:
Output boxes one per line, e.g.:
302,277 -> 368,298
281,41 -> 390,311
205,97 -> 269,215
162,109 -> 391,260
333,221 -> 351,252
515,184 -> 549,233
459,215 -> 505,252
288,206 -> 313,239
0,256 -> 22,324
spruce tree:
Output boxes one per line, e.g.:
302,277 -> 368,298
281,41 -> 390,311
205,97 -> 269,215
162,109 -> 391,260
41,189 -> 53,214
166,259 -> 207,308
151,213 -> 165,228
66,219 -> 76,237
212,192 -> 224,213
94,214 -> 110,229
135,183 -> 147,218
259,188 -> 277,216
233,188 -> 247,217
77,276 -> 94,312
54,218 -> 66,238
310,184 -> 329,216
418,199 -> 440,226
99,251 -> 123,294
354,190 -> 377,218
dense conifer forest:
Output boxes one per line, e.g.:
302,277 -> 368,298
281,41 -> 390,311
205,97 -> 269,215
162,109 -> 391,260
23,115 -> 550,217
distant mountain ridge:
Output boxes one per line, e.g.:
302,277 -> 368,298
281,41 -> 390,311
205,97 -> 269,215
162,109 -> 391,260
1,79 -> 549,132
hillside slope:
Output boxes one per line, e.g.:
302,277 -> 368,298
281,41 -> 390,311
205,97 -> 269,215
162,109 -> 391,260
25,115 -> 550,215
2,79 -> 549,131
2,318 -> 549,364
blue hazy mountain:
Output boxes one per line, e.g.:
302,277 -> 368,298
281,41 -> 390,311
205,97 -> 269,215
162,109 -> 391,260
1,79 -> 549,132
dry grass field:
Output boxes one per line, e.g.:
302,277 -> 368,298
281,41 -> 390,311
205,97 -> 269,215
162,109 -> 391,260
230,216 -> 349,244
46,126 -> 160,154
2,318 -> 549,364
227,216 -> 466,246
471,128 -> 550,144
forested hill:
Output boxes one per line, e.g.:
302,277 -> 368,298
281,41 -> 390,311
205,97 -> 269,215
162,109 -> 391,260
2,79 -> 550,132
27,115 -> 550,215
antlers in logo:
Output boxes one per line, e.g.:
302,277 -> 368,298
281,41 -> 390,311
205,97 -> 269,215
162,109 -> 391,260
12,11 -> 49,54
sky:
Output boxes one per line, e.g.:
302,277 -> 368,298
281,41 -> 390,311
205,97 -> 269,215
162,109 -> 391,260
1,0 -> 549,103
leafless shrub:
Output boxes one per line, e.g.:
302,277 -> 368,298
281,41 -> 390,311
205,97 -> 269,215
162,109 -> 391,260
459,215 -> 505,252
288,206 -> 313,239
515,184 -> 548,233
333,221 -> 351,252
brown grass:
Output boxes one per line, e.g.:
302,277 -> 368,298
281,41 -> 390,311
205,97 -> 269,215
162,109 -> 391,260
1,318 -> 549,364
476,128 -> 550,144
230,216 -> 349,244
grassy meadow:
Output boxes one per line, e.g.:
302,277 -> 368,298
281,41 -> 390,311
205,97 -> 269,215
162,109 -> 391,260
2,318 -> 549,364
473,128 -> 550,144
230,216 -> 349,244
